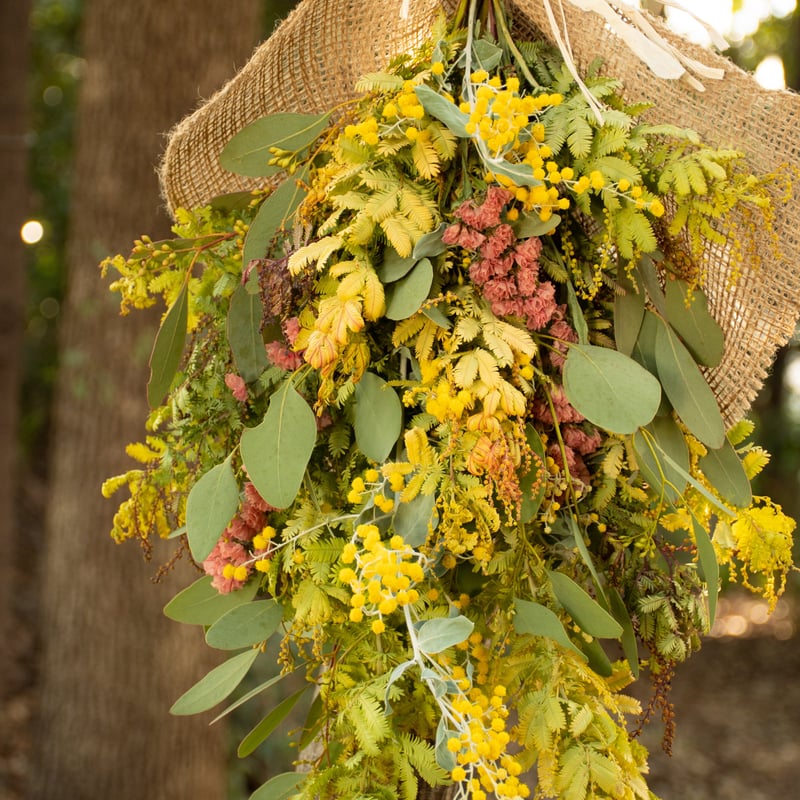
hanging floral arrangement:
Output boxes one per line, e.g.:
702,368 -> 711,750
102,1 -> 799,799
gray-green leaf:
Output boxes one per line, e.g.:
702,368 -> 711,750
170,649 -> 258,715
654,319 -> 725,449
354,371 -> 402,462
227,285 -> 268,383
563,344 -> 661,434
632,415 -> 689,503
147,281 -> 188,408
548,571 -> 623,639
513,599 -> 586,660
250,772 -> 306,800
242,166 -> 309,265
665,279 -> 724,367
414,85 -> 470,137
205,599 -> 284,650
220,112 -> 329,178
416,615 -> 474,654
238,687 -> 308,757
163,576 -> 258,626
698,439 -> 752,508
240,380 -> 317,509
384,257 -> 434,320
186,456 -> 239,562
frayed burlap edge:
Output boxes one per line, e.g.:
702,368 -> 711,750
158,0 -> 800,425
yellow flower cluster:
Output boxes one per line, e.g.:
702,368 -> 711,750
344,116 -> 381,146
339,525 -> 427,634
445,682 -> 529,800
462,72 -> 561,159
728,499 -> 796,609
382,79 -> 426,126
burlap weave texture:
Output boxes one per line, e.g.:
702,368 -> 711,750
158,0 -> 800,425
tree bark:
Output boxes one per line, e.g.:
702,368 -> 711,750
28,3 -> 260,799
0,0 -> 30,705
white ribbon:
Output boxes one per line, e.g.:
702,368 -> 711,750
550,0 -> 727,119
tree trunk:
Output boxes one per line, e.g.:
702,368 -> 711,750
0,0 -> 30,711
28,3 -> 260,799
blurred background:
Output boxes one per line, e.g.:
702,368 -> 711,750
1,1 -> 798,799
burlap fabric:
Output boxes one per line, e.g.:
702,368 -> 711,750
159,0 -> 800,425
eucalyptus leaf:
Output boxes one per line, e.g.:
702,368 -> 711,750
486,157 -> 541,187
512,212 -> 560,239
392,491 -> 437,547
565,515 -> 609,608
563,344 -> 661,434
632,416 -> 689,503
170,649 -> 259,716
147,281 -> 188,408
692,516 -> 719,624
513,599 -> 586,660
384,257 -> 434,320
458,38 -> 504,71
163,576 -> 258,626
422,304 -> 452,330
520,425 -> 547,523
416,615 -> 474,654
385,659 -> 416,712
211,668 -> 298,724
186,456 -> 240,562
227,285 -> 268,382
654,319 -> 725,449
412,223 -> 448,258
614,281 -> 645,357
377,247 -> 416,283
435,718 -> 457,772
354,371 -> 403,462
630,309 -> 660,377
414,85 -> 470,137
220,112 -> 330,178
580,636 -> 613,677
608,586 -> 640,679
240,380 -> 317,509
698,439 -> 752,508
205,599 -> 284,650
242,166 -> 309,265
249,772 -> 306,800
665,279 -> 724,367
548,571 -> 622,639
566,280 -> 589,346
238,687 -> 309,757
299,692 -> 325,750
636,253 -> 666,316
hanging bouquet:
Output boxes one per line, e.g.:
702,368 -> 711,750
102,2 -> 798,799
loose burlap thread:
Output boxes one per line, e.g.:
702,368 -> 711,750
159,0 -> 800,425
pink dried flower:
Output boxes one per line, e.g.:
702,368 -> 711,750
522,282 -> 557,330
202,537 -> 251,594
266,340 -> 303,371
563,425 -> 602,455
479,224 -> 516,260
442,223 -> 487,250
513,236 -> 543,269
225,373 -> 248,402
283,316 -> 301,345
